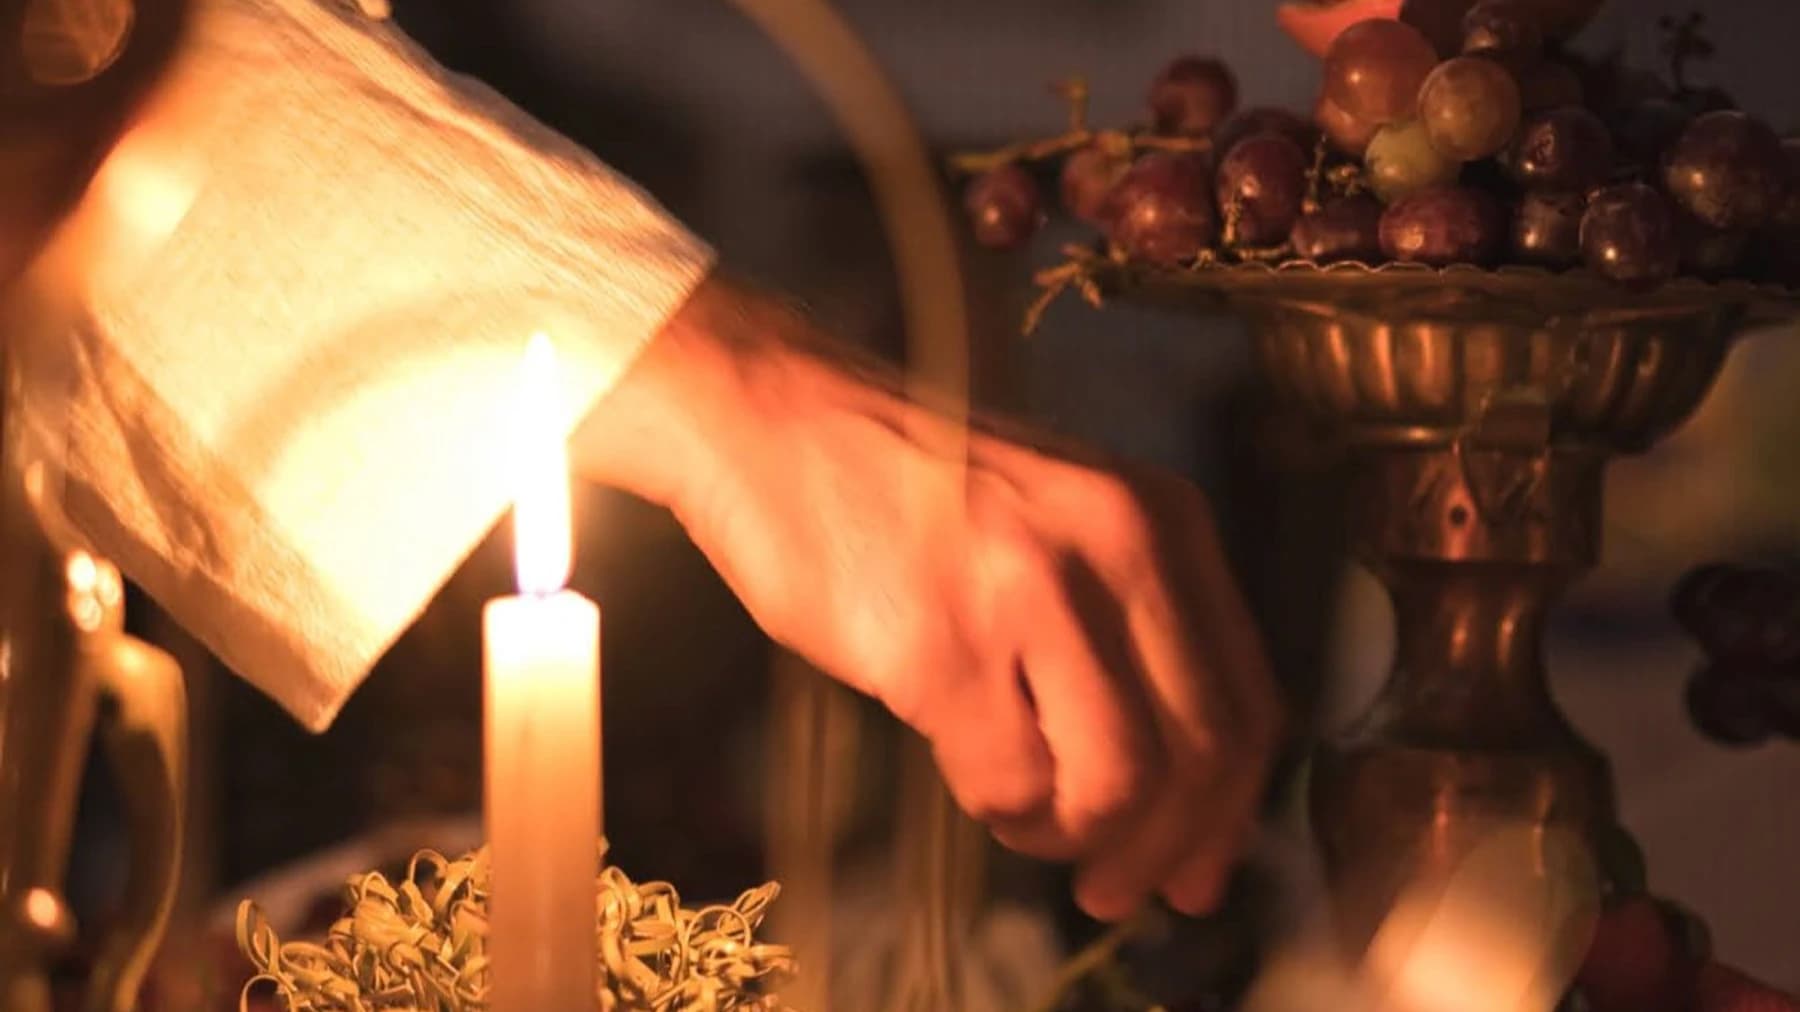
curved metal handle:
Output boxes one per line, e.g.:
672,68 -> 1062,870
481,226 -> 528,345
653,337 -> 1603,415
67,554 -> 187,1012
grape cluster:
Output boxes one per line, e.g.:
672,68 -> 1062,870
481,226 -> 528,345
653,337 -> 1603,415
956,3 -> 1800,290
1670,563 -> 1800,747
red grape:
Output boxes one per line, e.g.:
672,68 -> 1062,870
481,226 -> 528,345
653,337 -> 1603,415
1461,0 -> 1543,56
1418,55 -> 1523,161
1779,137 -> 1800,226
1670,564 -> 1800,666
1560,49 -> 1667,118
1060,145 -> 1130,225
1215,132 -> 1310,246
1769,679 -> 1800,741
1399,0 -> 1477,58
1505,107 -> 1613,191
1662,110 -> 1788,231
1763,138 -> 1800,283
1513,58 -> 1585,111
1315,91 -> 1380,157
1323,19 -> 1440,127
1512,188 -> 1585,266
1515,0 -> 1602,38
1215,106 -> 1318,161
1291,194 -> 1385,262
1580,182 -> 1678,285
1676,215 -> 1747,278
1365,119 -> 1461,201
1578,897 -> 1700,1012
963,164 -> 1042,249
1408,0 -> 1593,48
1615,98 -> 1692,168
1686,670 -> 1773,747
1149,55 -> 1239,137
1677,86 -> 1739,118
1102,153 -> 1218,266
1378,185 -> 1505,265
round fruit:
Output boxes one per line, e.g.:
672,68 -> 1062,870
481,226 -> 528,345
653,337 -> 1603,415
1512,189 -> 1585,266
1514,58 -> 1585,111
1670,564 -> 1800,665
1662,110 -> 1788,231
1418,55 -> 1524,161
1102,153 -> 1218,266
1515,0 -> 1602,38
1461,0 -> 1543,56
1506,107 -> 1613,191
1694,961 -> 1800,1012
1378,185 -> 1505,265
1779,137 -> 1800,227
1685,670 -> 1773,747
1580,183 -> 1678,285
1315,91 -> 1380,157
1291,194 -> 1385,262
1365,119 -> 1462,202
1060,145 -> 1131,225
1676,215 -> 1747,278
1399,0 -> 1478,57
1595,824 -> 1648,898
1216,132 -> 1310,246
963,164 -> 1042,249
1216,105 -> 1318,160
1577,896 -> 1699,1012
1677,86 -> 1739,117
1615,99 -> 1692,168
1323,18 -> 1441,126
1149,55 -> 1239,137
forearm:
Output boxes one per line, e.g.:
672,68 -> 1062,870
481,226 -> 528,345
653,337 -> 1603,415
10,0 -> 714,731
572,274 -> 893,525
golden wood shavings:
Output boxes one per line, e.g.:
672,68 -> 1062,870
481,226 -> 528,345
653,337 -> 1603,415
237,844 -> 795,1012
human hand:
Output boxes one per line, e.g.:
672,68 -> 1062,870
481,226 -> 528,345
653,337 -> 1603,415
577,276 -> 1284,920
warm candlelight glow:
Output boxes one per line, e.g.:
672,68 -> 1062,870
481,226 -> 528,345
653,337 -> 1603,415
485,332 -> 601,1011
513,332 -> 573,595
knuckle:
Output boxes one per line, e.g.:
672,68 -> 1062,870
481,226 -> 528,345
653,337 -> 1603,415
1168,732 -> 1223,786
963,771 -> 1052,825
1082,474 -> 1154,557
1074,750 -> 1156,829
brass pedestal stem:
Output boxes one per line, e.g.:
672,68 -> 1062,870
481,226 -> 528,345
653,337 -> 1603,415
1312,445 -> 1614,952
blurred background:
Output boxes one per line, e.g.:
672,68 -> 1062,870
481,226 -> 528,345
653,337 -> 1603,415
57,0 -> 1800,1005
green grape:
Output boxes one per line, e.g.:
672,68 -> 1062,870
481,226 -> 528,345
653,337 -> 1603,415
1365,119 -> 1461,202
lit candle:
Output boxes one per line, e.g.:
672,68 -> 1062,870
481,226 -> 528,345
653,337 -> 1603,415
484,333 -> 600,1011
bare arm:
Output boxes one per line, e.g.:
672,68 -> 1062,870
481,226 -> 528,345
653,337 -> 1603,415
576,274 -> 1283,919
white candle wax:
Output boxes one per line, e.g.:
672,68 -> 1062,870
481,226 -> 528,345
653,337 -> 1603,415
483,590 -> 600,1011
482,332 -> 600,1010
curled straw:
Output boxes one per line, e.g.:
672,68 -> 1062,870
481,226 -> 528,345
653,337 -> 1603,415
237,844 -> 795,1012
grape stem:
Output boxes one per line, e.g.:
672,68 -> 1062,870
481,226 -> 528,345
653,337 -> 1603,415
947,129 -> 1210,175
1022,244 -> 1111,335
1052,76 -> 1090,133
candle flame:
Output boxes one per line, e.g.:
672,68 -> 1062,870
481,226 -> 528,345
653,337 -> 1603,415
513,333 -> 572,595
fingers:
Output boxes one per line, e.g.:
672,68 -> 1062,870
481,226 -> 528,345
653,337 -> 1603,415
1069,585 -> 1239,920
1156,511 -> 1285,912
920,652 -> 1058,833
1004,568 -> 1160,858
1062,476 -> 1282,920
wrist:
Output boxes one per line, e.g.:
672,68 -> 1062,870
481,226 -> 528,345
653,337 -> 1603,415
569,273 -> 815,520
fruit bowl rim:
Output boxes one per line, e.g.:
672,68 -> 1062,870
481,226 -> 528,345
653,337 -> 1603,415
1094,258 -> 1800,327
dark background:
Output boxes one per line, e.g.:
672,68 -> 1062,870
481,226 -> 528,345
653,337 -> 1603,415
67,0 -> 1800,1001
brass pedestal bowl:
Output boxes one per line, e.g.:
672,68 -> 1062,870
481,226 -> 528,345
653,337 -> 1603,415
1109,260 -> 1797,960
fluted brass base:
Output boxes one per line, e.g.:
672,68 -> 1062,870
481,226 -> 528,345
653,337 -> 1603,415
1114,260 -> 1795,962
